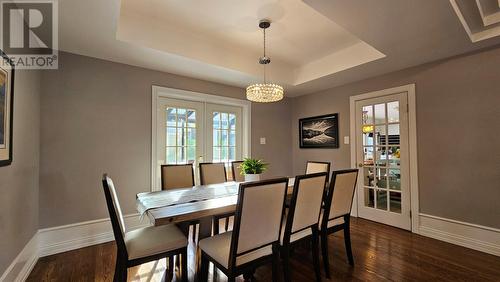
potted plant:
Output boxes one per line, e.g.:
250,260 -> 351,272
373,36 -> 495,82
239,158 -> 268,182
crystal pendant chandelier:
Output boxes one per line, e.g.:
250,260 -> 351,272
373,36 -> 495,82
246,19 -> 284,103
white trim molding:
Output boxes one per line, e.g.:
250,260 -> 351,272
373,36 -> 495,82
349,84 -> 419,233
151,86 -> 252,191
0,234 -> 38,282
38,214 -> 148,257
419,213 -> 500,257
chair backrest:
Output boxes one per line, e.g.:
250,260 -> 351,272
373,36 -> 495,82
199,162 -> 227,185
101,174 -> 127,254
284,172 -> 327,244
231,161 -> 245,182
323,169 -> 359,223
229,178 -> 288,269
305,161 -> 331,178
161,164 -> 195,190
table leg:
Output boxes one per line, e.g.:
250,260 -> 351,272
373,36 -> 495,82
195,216 -> 213,282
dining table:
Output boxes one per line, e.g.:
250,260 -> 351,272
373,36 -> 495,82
135,178 -> 295,281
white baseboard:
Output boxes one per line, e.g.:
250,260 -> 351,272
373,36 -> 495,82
419,213 -> 500,257
38,213 -> 149,257
0,234 -> 38,282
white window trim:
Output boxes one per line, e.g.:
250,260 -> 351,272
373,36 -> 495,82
349,84 -> 420,234
151,86 -> 252,191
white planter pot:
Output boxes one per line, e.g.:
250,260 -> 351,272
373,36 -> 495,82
244,174 -> 261,182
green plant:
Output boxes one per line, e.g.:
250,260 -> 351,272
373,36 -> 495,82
239,158 -> 268,175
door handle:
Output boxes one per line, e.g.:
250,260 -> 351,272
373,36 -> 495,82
358,163 -> 363,168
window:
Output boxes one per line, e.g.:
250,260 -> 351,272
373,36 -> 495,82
212,112 -> 236,162
165,107 -> 197,164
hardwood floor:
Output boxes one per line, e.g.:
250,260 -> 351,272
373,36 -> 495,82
27,218 -> 500,281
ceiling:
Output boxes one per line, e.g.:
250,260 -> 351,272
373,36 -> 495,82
58,0 -> 500,97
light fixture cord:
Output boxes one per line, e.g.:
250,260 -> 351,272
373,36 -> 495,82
263,27 -> 267,84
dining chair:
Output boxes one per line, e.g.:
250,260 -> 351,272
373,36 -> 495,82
320,169 -> 359,278
199,162 -> 227,185
231,161 -> 245,182
161,164 -> 198,243
199,162 -> 233,234
198,178 -> 289,282
160,164 -> 195,190
306,161 -> 331,179
101,174 -> 188,282
281,172 -> 328,282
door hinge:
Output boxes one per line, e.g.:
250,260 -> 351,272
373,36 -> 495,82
406,103 -> 409,113
409,210 -> 412,218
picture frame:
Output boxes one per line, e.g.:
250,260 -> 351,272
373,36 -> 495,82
299,113 -> 339,148
0,50 -> 15,166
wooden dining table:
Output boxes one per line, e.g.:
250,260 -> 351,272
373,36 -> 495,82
136,178 -> 295,281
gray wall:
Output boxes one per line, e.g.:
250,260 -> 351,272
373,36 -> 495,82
0,70 -> 40,275
39,52 -> 292,228
291,47 -> 500,229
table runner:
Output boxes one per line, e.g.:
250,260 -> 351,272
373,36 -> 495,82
136,182 -> 240,216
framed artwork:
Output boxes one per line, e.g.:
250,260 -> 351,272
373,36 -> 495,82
0,50 -> 14,166
299,113 -> 339,148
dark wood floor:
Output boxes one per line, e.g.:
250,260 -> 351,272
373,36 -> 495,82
27,218 -> 500,281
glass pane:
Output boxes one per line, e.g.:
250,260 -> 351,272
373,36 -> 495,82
376,190 -> 387,210
375,125 -> 387,146
221,146 -> 228,161
362,127 -> 374,146
166,108 -> 176,127
187,146 -> 196,162
364,188 -> 374,208
221,130 -> 228,146
221,113 -> 229,129
363,167 -> 375,187
187,110 -> 196,128
166,147 -> 176,164
390,191 -> 401,213
388,169 -> 401,190
388,101 -> 400,123
187,128 -> 196,146
213,130 -> 220,146
229,114 -> 236,130
213,147 -> 220,162
229,147 -> 235,161
375,168 -> 387,188
177,147 -> 186,163
375,146 -> 387,167
374,103 -> 386,124
387,146 -> 401,167
387,124 -> 400,145
166,127 -> 176,146
363,146 -> 374,166
177,128 -> 186,146
213,112 -> 221,129
362,106 -> 373,125
177,108 -> 186,127
229,131 -> 236,146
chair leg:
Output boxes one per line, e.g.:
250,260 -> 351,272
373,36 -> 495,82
213,217 -> 220,235
321,230 -> 331,279
224,216 -> 230,231
272,245 -> 280,282
168,256 -> 174,274
344,217 -> 354,266
114,255 -> 127,282
191,223 -> 197,242
312,228 -> 322,282
281,246 -> 292,282
200,252 -> 209,282
181,248 -> 188,282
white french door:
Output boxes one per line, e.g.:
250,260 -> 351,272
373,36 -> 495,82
154,97 -> 243,188
355,92 -> 411,230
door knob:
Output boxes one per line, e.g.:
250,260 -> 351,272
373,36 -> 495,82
358,163 -> 363,168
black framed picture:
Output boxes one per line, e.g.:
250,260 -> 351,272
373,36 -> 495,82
299,113 -> 339,148
0,50 -> 14,166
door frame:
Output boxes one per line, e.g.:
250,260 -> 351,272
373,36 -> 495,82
349,84 -> 420,233
151,86 -> 252,191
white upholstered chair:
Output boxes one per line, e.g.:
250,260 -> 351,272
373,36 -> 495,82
306,161 -> 331,178
281,172 -> 328,282
101,174 -> 188,282
199,162 -> 227,185
320,169 -> 359,278
160,164 -> 195,190
198,178 -> 289,282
